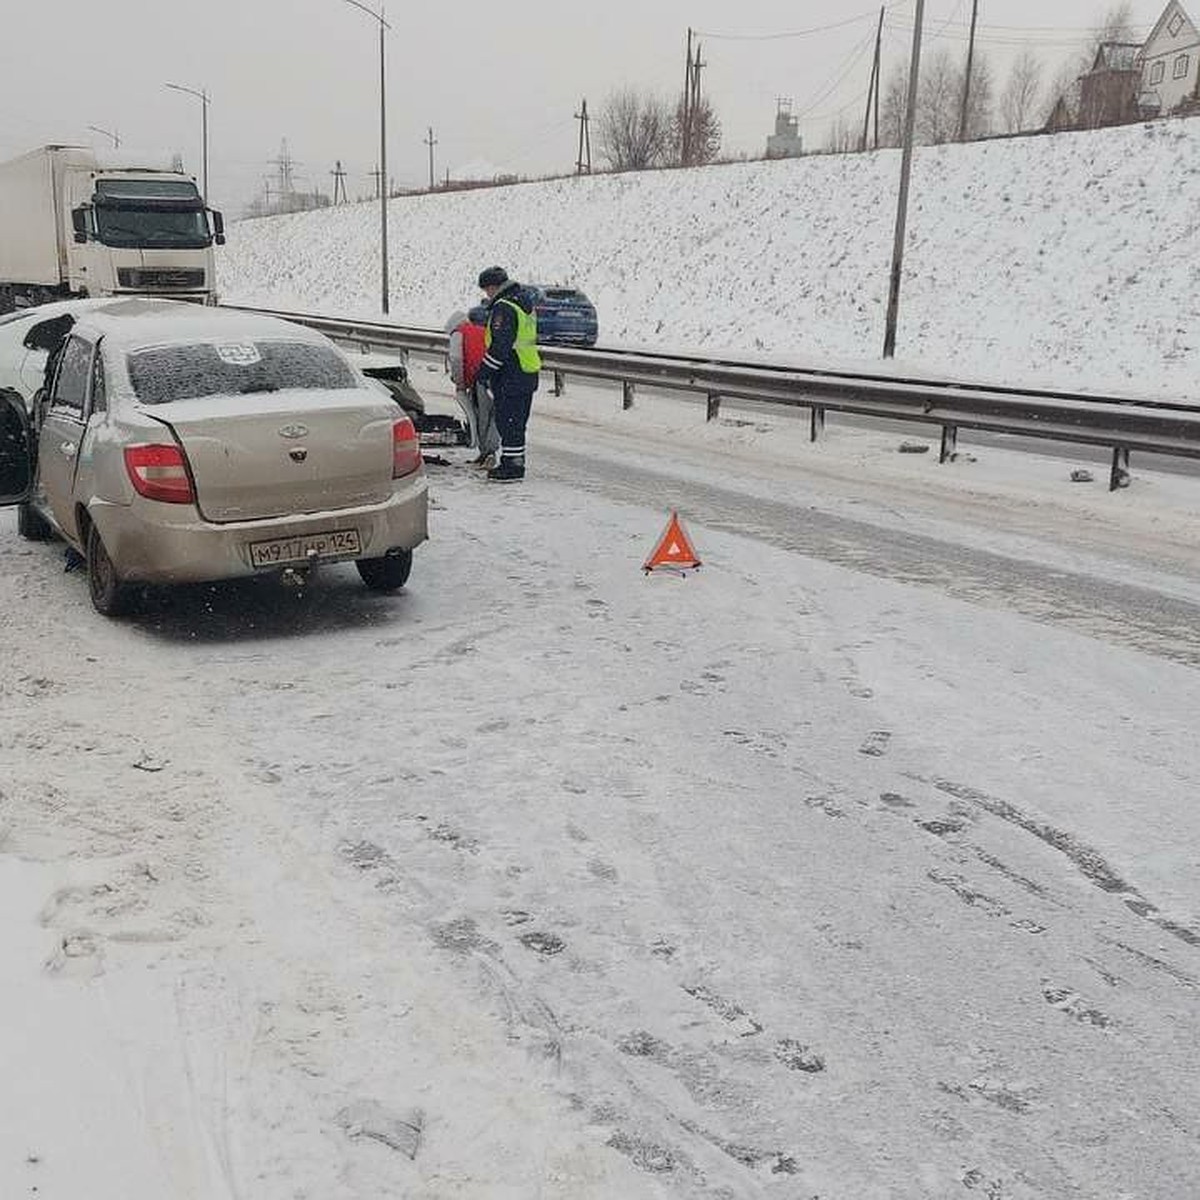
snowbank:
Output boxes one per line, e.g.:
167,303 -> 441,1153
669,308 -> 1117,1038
221,119 -> 1200,400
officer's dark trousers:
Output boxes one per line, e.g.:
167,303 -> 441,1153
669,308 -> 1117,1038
494,382 -> 535,464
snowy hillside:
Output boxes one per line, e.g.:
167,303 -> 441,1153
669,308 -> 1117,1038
220,119 -> 1200,400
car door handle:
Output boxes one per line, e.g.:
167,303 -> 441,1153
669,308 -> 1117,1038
60,441 -> 78,458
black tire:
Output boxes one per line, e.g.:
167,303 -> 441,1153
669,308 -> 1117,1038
356,549 -> 413,592
17,502 -> 52,541
86,524 -> 131,617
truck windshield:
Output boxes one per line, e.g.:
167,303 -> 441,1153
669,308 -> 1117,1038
94,179 -> 210,249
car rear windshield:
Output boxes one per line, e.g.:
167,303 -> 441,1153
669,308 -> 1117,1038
126,340 -> 358,405
542,289 -> 586,302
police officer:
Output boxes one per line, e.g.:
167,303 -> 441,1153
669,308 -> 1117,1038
475,266 -> 541,482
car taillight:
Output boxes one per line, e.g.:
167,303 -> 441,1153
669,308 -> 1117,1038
124,443 -> 194,504
393,417 -> 421,478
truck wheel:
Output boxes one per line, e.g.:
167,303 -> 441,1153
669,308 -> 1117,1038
17,502 -> 52,541
86,524 -> 131,617
356,549 -> 413,592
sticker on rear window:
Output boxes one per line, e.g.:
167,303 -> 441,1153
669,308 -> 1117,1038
215,342 -> 262,366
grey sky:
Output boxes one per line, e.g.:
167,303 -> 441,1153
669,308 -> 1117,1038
0,0 -> 1158,211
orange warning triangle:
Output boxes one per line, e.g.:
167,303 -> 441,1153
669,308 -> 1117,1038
643,510 -> 702,572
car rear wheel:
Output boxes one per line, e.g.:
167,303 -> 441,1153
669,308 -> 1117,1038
17,502 -> 52,541
86,524 -> 132,617
356,549 -> 413,592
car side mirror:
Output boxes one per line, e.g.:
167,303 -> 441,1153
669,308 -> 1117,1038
211,209 -> 225,246
71,207 -> 88,244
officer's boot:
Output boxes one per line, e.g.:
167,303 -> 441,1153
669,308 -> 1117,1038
487,454 -> 525,483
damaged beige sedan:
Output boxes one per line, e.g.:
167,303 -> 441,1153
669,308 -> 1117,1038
0,300 -> 427,615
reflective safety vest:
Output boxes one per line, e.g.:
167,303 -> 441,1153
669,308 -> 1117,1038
486,298 -> 542,375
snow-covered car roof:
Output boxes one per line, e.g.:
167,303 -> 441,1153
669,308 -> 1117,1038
0,297 -> 138,335
68,300 -> 334,354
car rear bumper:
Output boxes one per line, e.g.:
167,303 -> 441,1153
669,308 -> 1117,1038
541,332 -> 598,346
90,472 -> 428,584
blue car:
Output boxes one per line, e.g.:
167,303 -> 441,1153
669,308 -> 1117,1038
527,285 -> 598,348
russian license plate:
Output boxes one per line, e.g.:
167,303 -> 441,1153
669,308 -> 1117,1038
249,528 -> 361,568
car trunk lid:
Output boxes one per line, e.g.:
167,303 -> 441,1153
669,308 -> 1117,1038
150,390 -> 395,523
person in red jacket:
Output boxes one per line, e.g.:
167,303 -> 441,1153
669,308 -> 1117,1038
447,306 -> 500,466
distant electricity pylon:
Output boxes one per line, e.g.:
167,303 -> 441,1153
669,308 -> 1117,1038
331,160 -> 349,204
574,99 -> 592,174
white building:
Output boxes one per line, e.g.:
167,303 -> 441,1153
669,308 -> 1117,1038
1138,1 -> 1200,115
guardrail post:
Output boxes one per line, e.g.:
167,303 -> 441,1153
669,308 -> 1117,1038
622,382 -> 635,411
940,424 -> 959,463
706,393 -> 721,422
810,405 -> 826,442
553,370 -> 565,397
1110,446 -> 1131,491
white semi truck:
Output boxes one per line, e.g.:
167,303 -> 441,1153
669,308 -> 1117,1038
0,145 -> 224,312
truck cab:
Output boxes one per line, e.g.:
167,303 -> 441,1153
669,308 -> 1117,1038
0,147 -> 223,311
68,170 -> 223,303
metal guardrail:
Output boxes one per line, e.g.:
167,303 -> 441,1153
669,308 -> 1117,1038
226,305 -> 1200,491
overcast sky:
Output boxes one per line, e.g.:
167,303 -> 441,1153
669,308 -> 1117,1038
0,0 -> 1157,211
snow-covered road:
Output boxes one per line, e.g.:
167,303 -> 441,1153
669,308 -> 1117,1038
3,375 -> 1200,1199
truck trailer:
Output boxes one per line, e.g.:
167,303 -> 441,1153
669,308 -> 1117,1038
0,145 -> 224,312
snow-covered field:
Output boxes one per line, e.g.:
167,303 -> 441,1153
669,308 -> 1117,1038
221,119 -> 1200,400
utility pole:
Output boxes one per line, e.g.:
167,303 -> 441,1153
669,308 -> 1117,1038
574,98 -> 592,174
875,17 -> 883,149
687,41 -> 706,165
861,7 -> 885,151
369,165 -> 383,199
958,0 -> 980,142
883,0 -> 925,359
682,27 -> 694,166
424,127 -> 437,190
342,0 -> 390,314
331,160 -> 348,203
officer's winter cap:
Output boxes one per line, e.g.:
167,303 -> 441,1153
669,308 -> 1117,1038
478,266 -> 509,288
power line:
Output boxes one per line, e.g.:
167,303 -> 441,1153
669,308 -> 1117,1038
794,28 -> 878,119
887,16 -> 1149,48
696,3 -> 907,42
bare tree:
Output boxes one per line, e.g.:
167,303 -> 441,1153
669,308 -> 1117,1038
917,49 -> 961,144
1089,1 -> 1138,55
960,54 -> 995,138
671,93 -> 722,166
1000,49 -> 1044,132
823,114 -> 858,154
880,66 -> 910,148
879,49 -> 993,148
597,89 -> 672,171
